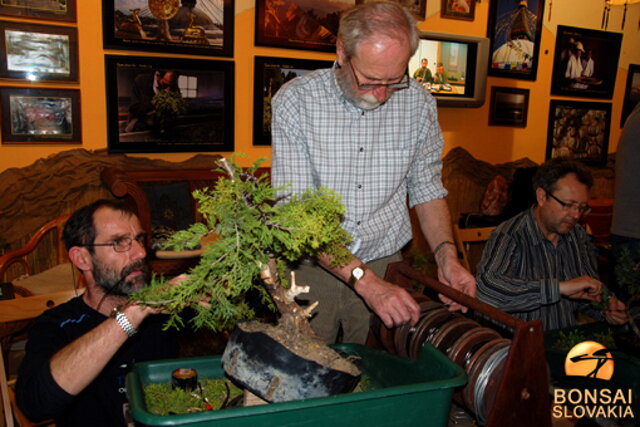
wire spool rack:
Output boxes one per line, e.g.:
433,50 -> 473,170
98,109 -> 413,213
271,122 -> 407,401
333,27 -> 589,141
375,261 -> 551,427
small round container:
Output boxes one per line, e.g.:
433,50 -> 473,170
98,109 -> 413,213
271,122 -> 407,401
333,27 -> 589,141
171,367 -> 198,391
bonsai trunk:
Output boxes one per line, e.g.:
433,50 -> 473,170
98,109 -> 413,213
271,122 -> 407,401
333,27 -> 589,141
221,257 -> 361,403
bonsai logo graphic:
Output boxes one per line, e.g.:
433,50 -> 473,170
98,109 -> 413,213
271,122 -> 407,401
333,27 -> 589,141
564,341 -> 614,380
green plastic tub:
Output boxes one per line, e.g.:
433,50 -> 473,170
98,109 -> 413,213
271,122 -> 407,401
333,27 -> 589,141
126,343 -> 466,427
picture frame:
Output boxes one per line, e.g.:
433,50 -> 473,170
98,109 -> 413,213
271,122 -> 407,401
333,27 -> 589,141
102,0 -> 234,57
550,25 -> 622,100
357,0 -> 426,21
487,0 -> 545,81
546,100 -> 612,166
620,64 -> 640,127
0,0 -> 76,22
0,87 -> 81,144
489,86 -> 529,127
441,0 -> 475,21
104,55 -> 234,153
256,0 -> 355,52
253,56 -> 333,146
0,22 -> 78,83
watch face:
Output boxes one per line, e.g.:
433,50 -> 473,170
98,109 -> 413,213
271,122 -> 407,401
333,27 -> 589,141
353,267 -> 365,280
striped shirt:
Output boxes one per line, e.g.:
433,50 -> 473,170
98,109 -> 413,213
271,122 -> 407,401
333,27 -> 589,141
271,65 -> 447,263
476,207 -> 603,330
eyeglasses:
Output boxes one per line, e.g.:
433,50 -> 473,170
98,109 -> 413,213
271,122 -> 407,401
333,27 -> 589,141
346,60 -> 410,91
547,192 -> 592,216
83,234 -> 146,253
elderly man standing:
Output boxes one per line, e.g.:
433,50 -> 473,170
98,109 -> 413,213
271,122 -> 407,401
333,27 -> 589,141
271,1 -> 475,345
477,158 -> 627,330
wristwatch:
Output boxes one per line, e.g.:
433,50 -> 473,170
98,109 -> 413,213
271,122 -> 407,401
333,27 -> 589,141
348,264 -> 368,287
111,306 -> 138,337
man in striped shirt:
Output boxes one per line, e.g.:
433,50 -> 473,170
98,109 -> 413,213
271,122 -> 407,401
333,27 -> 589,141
477,158 -> 627,330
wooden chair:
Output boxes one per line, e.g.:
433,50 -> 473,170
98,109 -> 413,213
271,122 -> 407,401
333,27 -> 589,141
1,289 -> 81,427
0,214 -> 70,284
453,224 -> 497,274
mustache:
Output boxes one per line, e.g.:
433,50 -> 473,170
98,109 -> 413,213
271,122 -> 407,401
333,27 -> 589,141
120,260 -> 149,281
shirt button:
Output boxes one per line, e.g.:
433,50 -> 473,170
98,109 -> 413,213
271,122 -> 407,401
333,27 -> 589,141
359,147 -> 364,152
356,221 -> 361,225
357,184 -> 362,189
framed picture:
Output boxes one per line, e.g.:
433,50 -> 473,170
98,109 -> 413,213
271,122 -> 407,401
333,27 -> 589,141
0,87 -> 81,144
253,56 -> 333,146
441,0 -> 475,21
357,0 -> 426,20
546,100 -> 612,166
256,0 -> 355,52
105,55 -> 234,153
487,0 -> 544,81
0,0 -> 76,22
620,64 -> 640,127
550,25 -> 622,100
0,22 -> 78,82
102,0 -> 234,57
489,86 -> 529,127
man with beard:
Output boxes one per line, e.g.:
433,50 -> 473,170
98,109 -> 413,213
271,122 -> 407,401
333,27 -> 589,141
476,158 -> 627,330
271,1 -> 475,345
16,200 -> 181,426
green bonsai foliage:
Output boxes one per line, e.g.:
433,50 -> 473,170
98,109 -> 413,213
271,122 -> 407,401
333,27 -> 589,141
134,155 -> 352,332
615,247 -> 640,298
153,89 -> 187,131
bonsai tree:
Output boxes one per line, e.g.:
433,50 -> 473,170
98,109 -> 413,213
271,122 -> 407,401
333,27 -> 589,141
134,155 -> 361,401
615,247 -> 640,340
152,89 -> 187,135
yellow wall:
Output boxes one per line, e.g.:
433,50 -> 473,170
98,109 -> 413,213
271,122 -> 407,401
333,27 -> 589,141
0,0 -> 638,172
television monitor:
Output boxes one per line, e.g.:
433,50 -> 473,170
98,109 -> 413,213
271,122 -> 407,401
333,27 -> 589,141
409,31 -> 489,108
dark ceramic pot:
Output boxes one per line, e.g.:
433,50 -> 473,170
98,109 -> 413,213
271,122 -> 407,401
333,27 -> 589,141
221,323 -> 361,403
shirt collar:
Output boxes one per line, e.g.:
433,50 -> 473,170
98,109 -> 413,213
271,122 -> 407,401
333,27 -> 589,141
331,61 -> 364,114
525,206 -> 570,247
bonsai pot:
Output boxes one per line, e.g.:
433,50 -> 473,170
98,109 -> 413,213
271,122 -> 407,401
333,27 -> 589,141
221,322 -> 360,403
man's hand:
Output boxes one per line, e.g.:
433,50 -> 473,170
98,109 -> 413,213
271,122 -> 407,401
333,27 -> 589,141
560,276 -> 602,301
603,297 -> 628,325
354,275 -> 420,329
435,244 -> 476,313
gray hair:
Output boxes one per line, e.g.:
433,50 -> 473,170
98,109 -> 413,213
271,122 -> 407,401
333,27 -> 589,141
338,1 -> 419,58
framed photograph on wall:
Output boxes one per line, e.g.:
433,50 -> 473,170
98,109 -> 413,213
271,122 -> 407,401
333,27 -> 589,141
105,55 -> 234,153
102,0 -> 234,57
0,22 -> 78,82
441,0 -> 475,21
357,0 -> 426,20
550,25 -> 622,100
487,0 -> 544,81
0,87 -> 81,144
0,0 -> 76,22
546,100 -> 611,166
620,64 -> 640,127
489,86 -> 529,127
256,0 -> 355,52
253,56 -> 333,146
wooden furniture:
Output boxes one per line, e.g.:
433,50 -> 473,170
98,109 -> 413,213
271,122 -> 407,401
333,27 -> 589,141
583,198 -> 614,248
0,214 -> 85,426
0,214 -> 70,284
100,166 -> 270,276
453,224 -> 496,274
1,289 -> 81,427
383,261 -> 551,427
